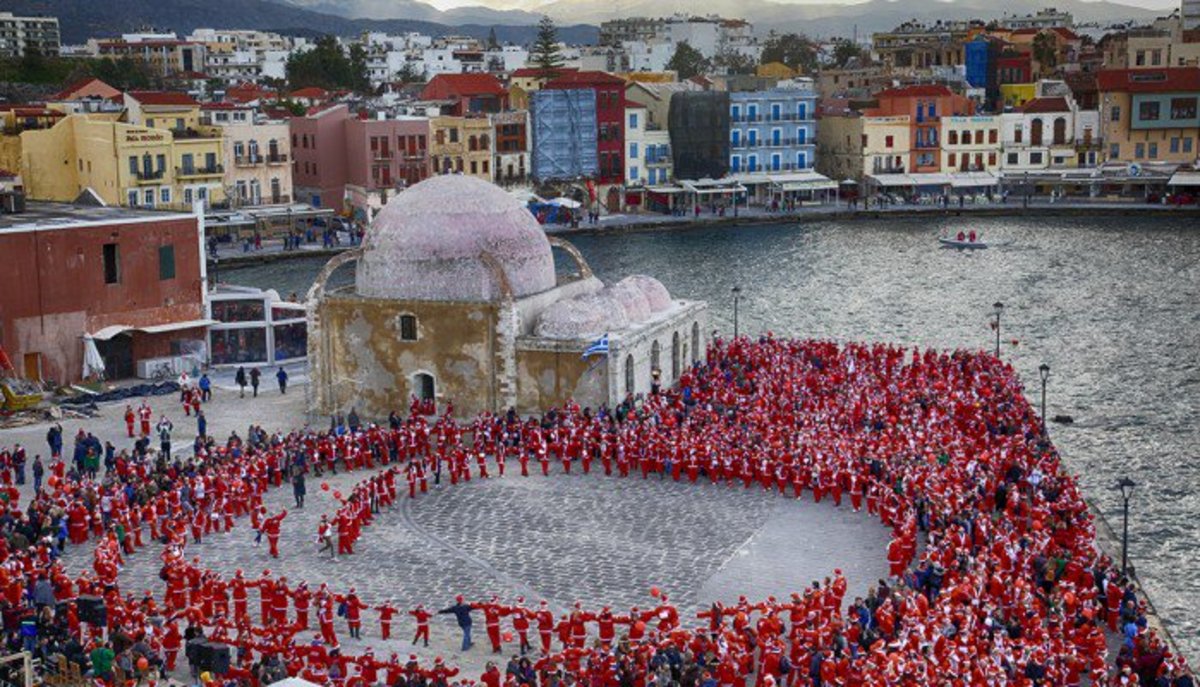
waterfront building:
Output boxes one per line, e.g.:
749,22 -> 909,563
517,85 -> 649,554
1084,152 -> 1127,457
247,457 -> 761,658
1097,67 -> 1200,165
940,115 -> 1001,172
429,115 -> 492,182
624,101 -> 673,188
0,12 -> 60,58
419,73 -> 509,116
0,202 -> 208,384
207,285 -> 307,367
530,89 -> 599,183
202,104 -> 293,207
543,71 -> 627,186
816,110 -> 911,181
490,110 -> 531,187
667,91 -> 731,181
307,174 -> 708,418
863,85 -> 975,174
624,81 -> 701,132
728,80 -> 817,175
0,105 -> 62,174
1000,92 -> 1099,171
290,105 -> 431,219
19,108 -> 226,211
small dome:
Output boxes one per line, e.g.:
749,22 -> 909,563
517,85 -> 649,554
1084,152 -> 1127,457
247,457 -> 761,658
607,280 -> 653,322
356,175 -> 556,301
534,292 -> 630,339
616,275 -> 672,312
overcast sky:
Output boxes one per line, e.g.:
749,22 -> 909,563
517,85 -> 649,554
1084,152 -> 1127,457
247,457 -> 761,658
427,0 -> 1179,9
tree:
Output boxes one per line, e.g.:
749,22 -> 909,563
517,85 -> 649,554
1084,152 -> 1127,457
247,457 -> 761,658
1032,32 -> 1058,75
487,27 -> 500,50
713,49 -> 756,75
396,62 -> 424,84
831,39 -> 867,68
760,32 -> 818,74
286,34 -> 368,93
530,16 -> 564,74
667,41 -> 710,80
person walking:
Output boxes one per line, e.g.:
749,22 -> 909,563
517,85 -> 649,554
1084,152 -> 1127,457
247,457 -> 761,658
198,373 -> 212,402
31,455 -> 43,493
235,367 -> 248,398
292,470 -> 306,508
156,416 -> 174,458
276,366 -> 289,394
250,367 -> 261,397
438,596 -> 475,652
197,409 -> 207,438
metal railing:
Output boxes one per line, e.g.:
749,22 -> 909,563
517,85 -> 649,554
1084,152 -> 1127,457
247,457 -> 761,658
176,164 -> 224,177
133,169 -> 165,182
267,152 -> 288,164
234,154 -> 263,166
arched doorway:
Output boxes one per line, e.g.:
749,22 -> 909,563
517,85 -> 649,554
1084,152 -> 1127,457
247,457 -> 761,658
1053,117 -> 1066,145
624,355 -> 634,395
413,372 -> 436,401
691,322 -> 700,363
1030,118 -> 1044,146
650,340 -> 661,374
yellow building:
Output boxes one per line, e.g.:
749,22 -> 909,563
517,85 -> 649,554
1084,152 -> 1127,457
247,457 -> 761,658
20,113 -> 226,210
0,105 -> 63,175
429,115 -> 493,181
940,115 -> 1002,171
1000,83 -> 1037,109
757,62 -> 798,79
816,112 -> 912,181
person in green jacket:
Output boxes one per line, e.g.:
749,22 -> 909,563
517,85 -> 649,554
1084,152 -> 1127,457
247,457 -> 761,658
89,642 -> 115,680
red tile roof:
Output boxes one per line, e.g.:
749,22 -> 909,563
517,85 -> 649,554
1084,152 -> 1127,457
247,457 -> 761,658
510,66 -> 578,78
51,77 -> 116,101
126,90 -> 199,106
419,73 -> 506,100
1019,97 -> 1070,114
544,70 -> 626,89
1050,27 -> 1079,41
1096,68 -> 1200,93
874,84 -> 954,99
290,87 -> 330,100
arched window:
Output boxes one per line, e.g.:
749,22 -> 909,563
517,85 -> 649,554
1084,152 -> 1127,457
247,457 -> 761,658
624,355 -> 634,395
413,372 -> 435,401
479,134 -> 490,149
1052,117 -> 1066,145
1031,118 -> 1044,146
650,340 -> 661,373
399,314 -> 417,341
468,135 -> 478,151
691,322 -> 700,364
671,331 -> 680,380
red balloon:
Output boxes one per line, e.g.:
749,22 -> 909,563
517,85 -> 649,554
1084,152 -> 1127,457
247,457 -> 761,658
321,482 -> 330,491
502,632 -> 514,642
649,586 -> 660,598
634,621 -> 646,633
136,657 -> 149,671
333,490 -> 343,500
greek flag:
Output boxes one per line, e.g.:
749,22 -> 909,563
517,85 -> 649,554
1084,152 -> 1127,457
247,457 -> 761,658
582,334 -> 610,359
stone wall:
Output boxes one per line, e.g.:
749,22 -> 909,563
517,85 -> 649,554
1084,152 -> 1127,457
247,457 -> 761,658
312,293 -> 499,420
514,341 -> 610,411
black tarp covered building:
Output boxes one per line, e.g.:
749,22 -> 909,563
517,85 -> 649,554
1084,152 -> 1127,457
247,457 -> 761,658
668,91 -> 730,181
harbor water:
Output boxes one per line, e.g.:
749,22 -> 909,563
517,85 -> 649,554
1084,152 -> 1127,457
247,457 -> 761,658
226,214 -> 1200,659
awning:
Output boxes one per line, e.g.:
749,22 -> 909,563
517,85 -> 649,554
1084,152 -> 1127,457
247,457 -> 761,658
646,185 -> 685,194
949,172 -> 1000,188
867,173 -> 915,187
1168,171 -> 1200,187
909,173 -> 954,186
86,319 -> 218,340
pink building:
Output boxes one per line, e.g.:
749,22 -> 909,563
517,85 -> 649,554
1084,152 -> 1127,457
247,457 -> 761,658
290,105 -> 431,218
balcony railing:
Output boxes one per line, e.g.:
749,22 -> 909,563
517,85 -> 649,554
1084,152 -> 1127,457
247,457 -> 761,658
733,113 -> 809,123
267,152 -> 288,164
170,127 -> 218,140
133,169 -> 165,183
270,194 -> 292,204
176,165 -> 224,178
731,139 -> 811,149
234,154 -> 263,167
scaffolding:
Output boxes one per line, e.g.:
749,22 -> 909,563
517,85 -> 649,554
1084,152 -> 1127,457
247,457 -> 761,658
531,90 -> 599,182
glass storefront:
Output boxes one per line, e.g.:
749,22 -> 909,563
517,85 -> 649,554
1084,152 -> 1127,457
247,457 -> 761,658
210,327 -> 268,365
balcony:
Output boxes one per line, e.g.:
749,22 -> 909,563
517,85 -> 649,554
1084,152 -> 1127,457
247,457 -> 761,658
234,154 -> 263,167
373,151 -> 394,161
170,127 -> 218,140
133,169 -> 165,184
267,152 -> 288,164
176,164 -> 224,178
269,194 -> 292,205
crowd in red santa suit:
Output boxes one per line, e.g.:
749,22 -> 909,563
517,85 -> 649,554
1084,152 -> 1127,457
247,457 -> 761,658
0,337 -> 1192,687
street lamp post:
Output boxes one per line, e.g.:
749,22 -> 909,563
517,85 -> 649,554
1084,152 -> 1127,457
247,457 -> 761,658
993,301 -> 1004,357
1115,477 -> 1136,578
1038,363 -> 1050,434
732,286 -> 742,339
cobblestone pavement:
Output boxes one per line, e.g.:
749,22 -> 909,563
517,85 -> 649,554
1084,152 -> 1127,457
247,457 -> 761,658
4,388 -> 890,676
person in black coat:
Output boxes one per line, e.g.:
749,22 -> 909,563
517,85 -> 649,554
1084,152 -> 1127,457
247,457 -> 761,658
438,595 -> 474,651
292,471 -> 306,508
235,367 -> 248,398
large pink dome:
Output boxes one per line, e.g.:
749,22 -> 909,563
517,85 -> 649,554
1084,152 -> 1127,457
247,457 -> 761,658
356,175 -> 557,301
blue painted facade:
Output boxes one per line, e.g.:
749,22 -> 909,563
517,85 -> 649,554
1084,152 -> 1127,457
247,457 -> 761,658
728,84 -> 818,174
1130,93 -> 1200,130
965,39 -> 990,89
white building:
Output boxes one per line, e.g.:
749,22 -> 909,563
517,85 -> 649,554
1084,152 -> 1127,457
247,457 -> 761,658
624,102 -> 673,187
999,92 -> 1098,171
0,11 -> 60,58
940,116 -> 1002,172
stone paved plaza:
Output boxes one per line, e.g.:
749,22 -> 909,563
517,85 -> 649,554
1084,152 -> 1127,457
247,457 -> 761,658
3,384 -> 891,674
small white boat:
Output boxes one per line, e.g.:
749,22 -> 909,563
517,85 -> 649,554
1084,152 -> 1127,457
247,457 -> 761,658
939,237 -> 988,249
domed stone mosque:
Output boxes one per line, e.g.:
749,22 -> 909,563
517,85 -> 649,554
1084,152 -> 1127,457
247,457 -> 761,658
307,175 -> 709,418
